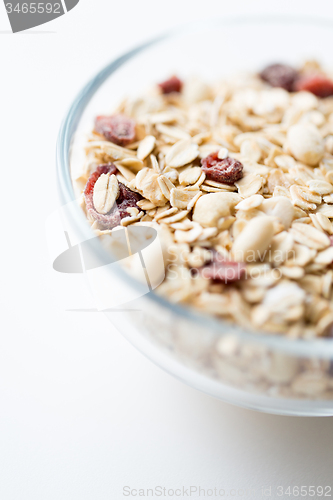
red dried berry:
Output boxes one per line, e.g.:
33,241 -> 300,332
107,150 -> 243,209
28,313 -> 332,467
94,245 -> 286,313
84,164 -> 142,230
201,255 -> 246,284
158,76 -> 183,94
95,114 -> 136,146
260,63 -> 299,92
116,183 -> 143,219
294,74 -> 333,98
201,152 -> 243,184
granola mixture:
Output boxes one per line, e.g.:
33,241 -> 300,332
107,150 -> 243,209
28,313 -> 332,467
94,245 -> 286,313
75,61 -> 333,340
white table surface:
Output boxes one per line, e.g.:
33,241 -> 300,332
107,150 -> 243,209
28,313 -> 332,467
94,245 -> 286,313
2,1 -> 333,498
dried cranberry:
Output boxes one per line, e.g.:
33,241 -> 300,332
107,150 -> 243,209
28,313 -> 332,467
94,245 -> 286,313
158,76 -> 183,94
116,183 -> 142,219
200,253 -> 246,284
260,63 -> 299,92
94,114 -> 136,146
294,74 -> 333,97
324,322 -> 333,340
84,164 -> 142,229
201,152 -> 243,184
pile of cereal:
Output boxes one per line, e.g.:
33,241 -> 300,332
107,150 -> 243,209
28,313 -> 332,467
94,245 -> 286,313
75,61 -> 333,338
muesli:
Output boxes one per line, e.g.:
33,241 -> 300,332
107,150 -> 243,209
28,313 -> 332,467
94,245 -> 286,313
75,61 -> 333,339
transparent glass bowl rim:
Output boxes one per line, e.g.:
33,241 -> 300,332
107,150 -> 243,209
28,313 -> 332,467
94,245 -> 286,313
56,14 -> 333,358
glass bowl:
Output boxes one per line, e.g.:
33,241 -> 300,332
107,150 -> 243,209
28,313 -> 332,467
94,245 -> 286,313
57,16 -> 333,416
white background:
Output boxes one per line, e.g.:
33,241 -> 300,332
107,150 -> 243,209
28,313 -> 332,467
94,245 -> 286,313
2,1 -> 333,499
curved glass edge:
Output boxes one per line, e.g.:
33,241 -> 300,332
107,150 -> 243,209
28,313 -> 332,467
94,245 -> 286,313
56,14 -> 333,358
113,310 -> 333,416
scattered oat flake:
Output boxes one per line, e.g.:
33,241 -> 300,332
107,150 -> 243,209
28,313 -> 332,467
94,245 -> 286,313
137,135 -> 156,160
200,253 -> 246,283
